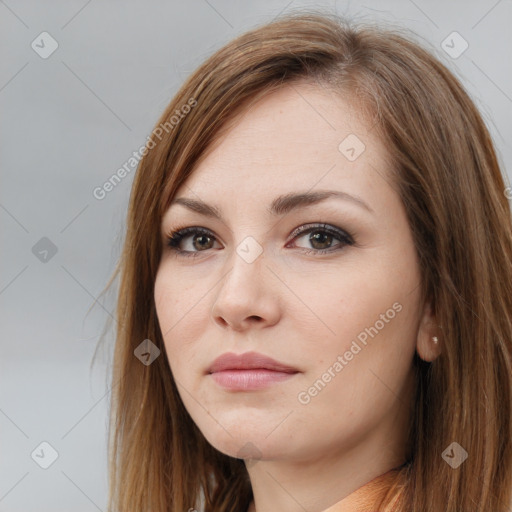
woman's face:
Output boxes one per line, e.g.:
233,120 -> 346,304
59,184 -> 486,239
154,82 -> 431,465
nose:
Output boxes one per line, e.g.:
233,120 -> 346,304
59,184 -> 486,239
210,247 -> 281,332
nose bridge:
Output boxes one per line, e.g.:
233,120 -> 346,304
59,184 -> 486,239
210,234 -> 280,328
219,234 -> 267,297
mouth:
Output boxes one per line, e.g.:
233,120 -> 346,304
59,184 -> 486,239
207,351 -> 300,391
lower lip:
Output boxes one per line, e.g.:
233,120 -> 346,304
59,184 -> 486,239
210,369 -> 298,390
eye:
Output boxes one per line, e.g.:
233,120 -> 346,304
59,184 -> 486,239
165,226 -> 220,258
164,223 -> 354,259
287,223 -> 354,255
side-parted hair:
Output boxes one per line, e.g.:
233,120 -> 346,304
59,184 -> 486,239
98,9 -> 512,512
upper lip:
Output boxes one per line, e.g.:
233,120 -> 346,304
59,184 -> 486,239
208,351 -> 299,374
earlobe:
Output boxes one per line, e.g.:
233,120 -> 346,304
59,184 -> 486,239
416,300 -> 442,362
417,334 -> 442,362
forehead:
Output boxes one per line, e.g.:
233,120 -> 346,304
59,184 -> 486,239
168,82 -> 393,214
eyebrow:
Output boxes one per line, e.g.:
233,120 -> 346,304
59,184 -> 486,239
168,190 -> 374,221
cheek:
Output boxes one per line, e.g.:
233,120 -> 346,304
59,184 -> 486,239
280,260 -> 411,360
292,301 -> 417,452
287,255 -> 419,407
154,267 -> 206,373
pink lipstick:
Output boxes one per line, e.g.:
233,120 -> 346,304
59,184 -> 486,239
207,351 -> 299,391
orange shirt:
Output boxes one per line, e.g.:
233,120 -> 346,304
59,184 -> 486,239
323,468 -> 404,512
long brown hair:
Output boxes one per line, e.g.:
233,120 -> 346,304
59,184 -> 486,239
96,9 -> 512,512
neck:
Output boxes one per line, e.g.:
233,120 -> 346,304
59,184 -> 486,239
246,430 -> 407,512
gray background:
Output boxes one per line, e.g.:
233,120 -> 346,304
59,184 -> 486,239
1,1 -> 511,511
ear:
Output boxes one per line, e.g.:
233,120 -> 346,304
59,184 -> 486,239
416,299 -> 442,362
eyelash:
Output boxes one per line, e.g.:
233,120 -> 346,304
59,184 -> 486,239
164,223 -> 355,259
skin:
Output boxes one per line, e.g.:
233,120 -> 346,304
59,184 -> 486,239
154,81 -> 441,512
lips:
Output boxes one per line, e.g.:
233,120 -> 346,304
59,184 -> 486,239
207,351 -> 299,374
207,351 -> 300,391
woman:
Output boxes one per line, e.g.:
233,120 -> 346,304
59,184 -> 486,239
99,10 -> 512,512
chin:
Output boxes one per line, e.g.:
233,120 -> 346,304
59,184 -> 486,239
196,414 -> 284,461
